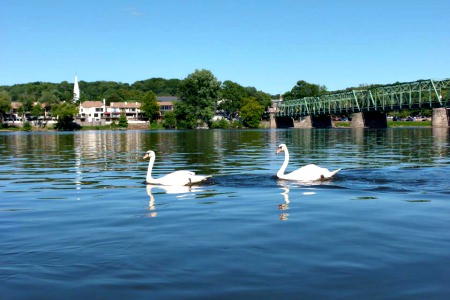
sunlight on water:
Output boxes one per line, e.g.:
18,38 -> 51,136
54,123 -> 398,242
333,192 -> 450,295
0,128 -> 449,299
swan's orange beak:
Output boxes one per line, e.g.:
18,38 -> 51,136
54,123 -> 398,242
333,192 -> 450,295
143,153 -> 149,159
276,147 -> 283,155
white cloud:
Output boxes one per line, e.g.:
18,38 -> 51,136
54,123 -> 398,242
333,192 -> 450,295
125,7 -> 144,17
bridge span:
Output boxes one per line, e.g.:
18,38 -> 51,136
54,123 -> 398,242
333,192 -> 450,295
273,79 -> 450,128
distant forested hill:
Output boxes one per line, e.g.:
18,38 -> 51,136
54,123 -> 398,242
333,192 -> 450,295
0,78 -> 182,104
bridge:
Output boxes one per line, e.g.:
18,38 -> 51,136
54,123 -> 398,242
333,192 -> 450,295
273,79 -> 450,128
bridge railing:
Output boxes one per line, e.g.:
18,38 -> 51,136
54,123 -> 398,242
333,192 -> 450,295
276,79 -> 450,117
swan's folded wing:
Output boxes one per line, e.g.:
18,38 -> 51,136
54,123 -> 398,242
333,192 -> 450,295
156,170 -> 194,185
287,164 -> 339,181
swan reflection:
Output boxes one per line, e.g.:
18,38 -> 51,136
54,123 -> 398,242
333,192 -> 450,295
278,184 -> 290,221
277,181 -> 318,221
145,184 -> 203,218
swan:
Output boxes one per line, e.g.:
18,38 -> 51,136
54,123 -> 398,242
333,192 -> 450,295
276,144 -> 340,181
143,150 -> 210,186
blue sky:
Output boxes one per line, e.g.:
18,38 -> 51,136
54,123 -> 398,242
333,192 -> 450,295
1,0 -> 449,94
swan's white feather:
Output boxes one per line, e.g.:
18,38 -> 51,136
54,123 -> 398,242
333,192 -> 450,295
276,144 -> 340,181
144,150 -> 210,186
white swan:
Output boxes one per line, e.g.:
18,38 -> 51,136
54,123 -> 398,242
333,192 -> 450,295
276,144 -> 340,181
143,150 -> 210,186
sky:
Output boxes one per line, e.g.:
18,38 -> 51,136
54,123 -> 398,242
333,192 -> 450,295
1,0 -> 449,95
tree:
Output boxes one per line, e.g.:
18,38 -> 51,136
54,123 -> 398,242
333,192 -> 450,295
118,113 -> 128,128
18,106 -> 24,120
175,69 -> 221,129
22,121 -> 32,131
220,80 -> 247,118
31,103 -> 43,119
22,99 -> 34,115
39,90 -> 59,105
140,91 -> 160,122
283,80 -> 328,100
52,102 -> 80,130
0,91 -> 11,122
240,97 -> 265,128
162,111 -> 177,129
132,78 -> 181,95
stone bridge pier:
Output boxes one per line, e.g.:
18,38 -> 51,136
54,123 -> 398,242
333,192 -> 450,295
431,108 -> 449,127
350,111 -> 388,128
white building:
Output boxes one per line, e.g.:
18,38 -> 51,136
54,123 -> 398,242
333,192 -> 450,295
78,100 -> 142,123
78,100 -> 106,122
77,98 -> 177,123
107,102 -> 141,120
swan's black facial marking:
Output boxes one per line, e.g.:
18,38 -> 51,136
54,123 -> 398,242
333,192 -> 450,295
276,145 -> 284,155
143,150 -> 155,159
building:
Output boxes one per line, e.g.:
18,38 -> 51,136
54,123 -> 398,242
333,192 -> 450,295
105,102 -> 141,121
10,102 -> 23,119
78,100 -> 105,122
77,97 -> 177,123
77,100 -> 142,123
156,96 -> 177,118
9,102 -> 51,121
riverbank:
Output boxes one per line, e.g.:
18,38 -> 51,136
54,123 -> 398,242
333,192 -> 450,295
0,120 -> 435,131
334,120 -> 432,127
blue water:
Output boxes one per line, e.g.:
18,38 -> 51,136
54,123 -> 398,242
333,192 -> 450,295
1,128 -> 449,299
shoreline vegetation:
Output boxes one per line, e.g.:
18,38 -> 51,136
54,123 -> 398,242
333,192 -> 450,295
2,71 -> 443,131
0,120 -> 433,131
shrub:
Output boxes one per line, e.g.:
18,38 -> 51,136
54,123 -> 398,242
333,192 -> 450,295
23,121 -> 32,131
210,119 -> 230,129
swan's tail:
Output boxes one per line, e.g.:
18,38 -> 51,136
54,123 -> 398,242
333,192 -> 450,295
324,169 -> 341,179
188,175 -> 212,185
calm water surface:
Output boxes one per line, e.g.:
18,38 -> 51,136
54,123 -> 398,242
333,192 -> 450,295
1,128 -> 449,299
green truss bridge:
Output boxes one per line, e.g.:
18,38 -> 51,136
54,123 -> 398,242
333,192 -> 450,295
273,79 -> 450,128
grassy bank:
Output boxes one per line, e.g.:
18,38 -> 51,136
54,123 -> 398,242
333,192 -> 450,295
334,120 -> 432,128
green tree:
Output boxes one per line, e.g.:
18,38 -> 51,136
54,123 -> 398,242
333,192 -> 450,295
141,91 -> 160,122
22,121 -> 32,131
23,99 -> 34,115
31,103 -> 43,119
220,80 -> 247,117
0,91 -> 11,122
18,106 -> 24,120
219,81 -> 272,120
240,97 -> 265,128
175,69 -> 221,129
132,78 -> 181,95
244,87 -> 272,108
210,118 -> 230,129
39,90 -> 59,105
118,113 -> 128,128
52,102 -> 80,131
283,80 -> 328,100
162,111 -> 177,129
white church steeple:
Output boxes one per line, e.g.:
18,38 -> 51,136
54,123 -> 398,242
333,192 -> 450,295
73,75 -> 80,103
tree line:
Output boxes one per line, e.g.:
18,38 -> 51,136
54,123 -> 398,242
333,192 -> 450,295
0,69 -> 334,130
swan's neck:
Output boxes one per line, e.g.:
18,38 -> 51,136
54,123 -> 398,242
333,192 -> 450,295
277,149 -> 289,177
146,156 -> 155,183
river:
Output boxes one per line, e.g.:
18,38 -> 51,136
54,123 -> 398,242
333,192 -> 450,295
1,128 -> 449,299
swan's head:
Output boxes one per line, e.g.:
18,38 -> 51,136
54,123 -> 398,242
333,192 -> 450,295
143,150 -> 155,160
276,144 -> 287,154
